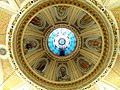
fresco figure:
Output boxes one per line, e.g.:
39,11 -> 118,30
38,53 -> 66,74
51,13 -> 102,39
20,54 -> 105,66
36,60 -> 46,73
23,39 -> 39,54
80,14 -> 93,25
77,12 -> 95,28
85,37 -> 102,51
25,41 -> 37,50
30,16 -> 42,27
58,66 -> 69,81
88,39 -> 100,47
78,58 -> 90,71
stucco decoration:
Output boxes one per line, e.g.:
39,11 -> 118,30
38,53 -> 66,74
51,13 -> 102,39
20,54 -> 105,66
0,44 -> 8,59
54,6 -> 70,20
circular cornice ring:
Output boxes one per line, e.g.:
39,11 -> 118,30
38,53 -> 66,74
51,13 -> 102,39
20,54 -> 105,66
6,0 -> 119,90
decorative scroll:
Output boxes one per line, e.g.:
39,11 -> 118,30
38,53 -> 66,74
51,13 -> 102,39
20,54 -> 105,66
54,5 -> 70,22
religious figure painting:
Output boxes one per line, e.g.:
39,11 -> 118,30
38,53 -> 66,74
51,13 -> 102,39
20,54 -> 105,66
84,37 -> 102,52
25,41 -> 37,50
75,11 -> 95,29
23,38 -> 39,54
35,60 -> 47,73
80,14 -> 93,25
29,14 -> 47,32
77,57 -> 92,73
57,65 -> 70,81
30,16 -> 42,27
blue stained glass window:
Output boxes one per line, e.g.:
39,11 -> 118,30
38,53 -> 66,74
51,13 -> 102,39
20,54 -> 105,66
48,28 -> 76,56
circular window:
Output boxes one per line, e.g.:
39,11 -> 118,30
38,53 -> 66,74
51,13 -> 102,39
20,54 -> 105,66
48,28 -> 76,56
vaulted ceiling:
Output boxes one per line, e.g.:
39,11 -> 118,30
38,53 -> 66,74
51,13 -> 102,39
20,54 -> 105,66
0,0 -> 120,90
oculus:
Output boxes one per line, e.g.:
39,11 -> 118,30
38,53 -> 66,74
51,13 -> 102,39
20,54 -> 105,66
48,28 -> 76,56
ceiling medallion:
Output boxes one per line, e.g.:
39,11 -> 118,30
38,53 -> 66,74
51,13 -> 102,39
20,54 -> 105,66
7,0 -> 119,90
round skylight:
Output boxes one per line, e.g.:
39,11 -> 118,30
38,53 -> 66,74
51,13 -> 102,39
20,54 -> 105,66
48,28 -> 76,56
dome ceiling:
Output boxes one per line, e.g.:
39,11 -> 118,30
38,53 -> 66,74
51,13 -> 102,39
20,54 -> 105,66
24,4 -> 101,80
6,0 -> 119,90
